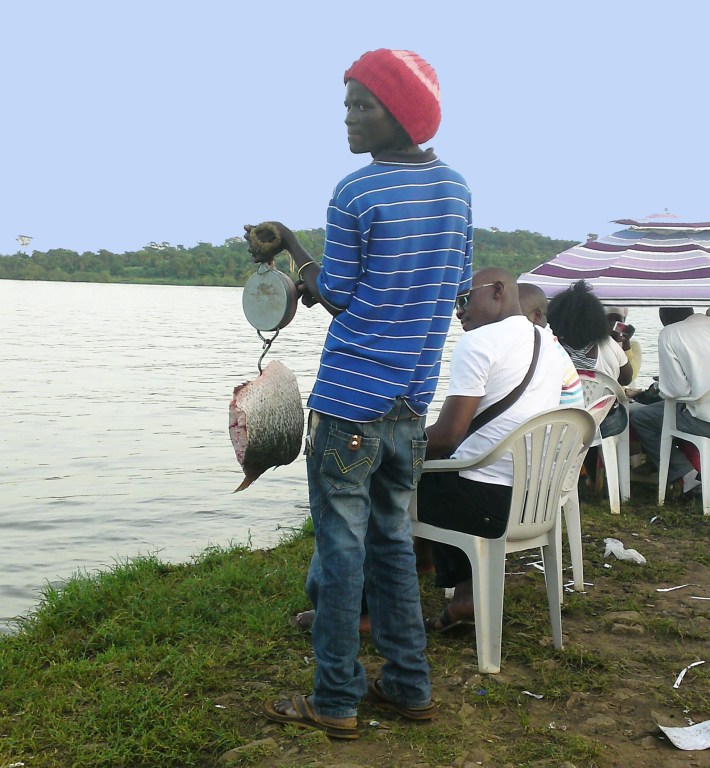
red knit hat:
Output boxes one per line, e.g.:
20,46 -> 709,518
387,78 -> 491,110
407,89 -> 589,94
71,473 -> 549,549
344,49 -> 441,145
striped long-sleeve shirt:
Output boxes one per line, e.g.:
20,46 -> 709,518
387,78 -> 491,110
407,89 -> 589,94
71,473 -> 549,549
308,149 -> 473,421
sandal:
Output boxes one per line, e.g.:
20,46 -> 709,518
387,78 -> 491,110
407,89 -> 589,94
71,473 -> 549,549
366,679 -> 436,721
424,606 -> 475,634
289,609 -> 371,634
264,693 -> 359,740
288,609 -> 315,632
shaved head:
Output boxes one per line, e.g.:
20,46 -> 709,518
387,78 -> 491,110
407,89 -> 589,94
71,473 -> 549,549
518,283 -> 548,327
457,267 -> 522,330
472,266 -> 515,286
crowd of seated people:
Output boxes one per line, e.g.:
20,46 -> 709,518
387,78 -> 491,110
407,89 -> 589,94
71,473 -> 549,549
292,268 -> 585,634
290,274 -> 709,640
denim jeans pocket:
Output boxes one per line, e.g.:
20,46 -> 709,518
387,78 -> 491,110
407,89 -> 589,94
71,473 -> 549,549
320,424 -> 379,491
412,438 -> 428,487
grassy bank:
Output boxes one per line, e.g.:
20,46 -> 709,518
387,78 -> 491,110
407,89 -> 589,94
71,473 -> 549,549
0,484 -> 708,768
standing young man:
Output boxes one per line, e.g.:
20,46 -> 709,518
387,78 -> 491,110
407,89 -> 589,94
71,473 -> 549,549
249,49 -> 473,739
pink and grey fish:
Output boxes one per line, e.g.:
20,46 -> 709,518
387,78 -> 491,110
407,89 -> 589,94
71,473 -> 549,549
228,360 -> 304,491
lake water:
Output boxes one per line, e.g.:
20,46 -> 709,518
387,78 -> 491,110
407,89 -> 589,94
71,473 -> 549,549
0,280 -> 673,629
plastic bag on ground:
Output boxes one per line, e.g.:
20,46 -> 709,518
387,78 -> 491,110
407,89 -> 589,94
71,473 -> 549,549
603,537 -> 647,564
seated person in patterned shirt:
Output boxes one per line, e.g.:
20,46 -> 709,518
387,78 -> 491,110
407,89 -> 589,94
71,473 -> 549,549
518,282 -> 583,408
547,280 -> 632,439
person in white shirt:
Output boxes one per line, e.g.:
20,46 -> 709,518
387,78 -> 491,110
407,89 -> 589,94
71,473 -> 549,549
518,283 -> 584,409
418,269 -> 581,632
630,311 -> 710,495
605,307 -> 643,385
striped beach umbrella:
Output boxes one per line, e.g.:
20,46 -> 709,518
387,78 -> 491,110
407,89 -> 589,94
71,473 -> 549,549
518,213 -> 710,306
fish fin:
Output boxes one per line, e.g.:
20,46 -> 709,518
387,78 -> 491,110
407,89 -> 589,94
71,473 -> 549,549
234,479 -> 253,492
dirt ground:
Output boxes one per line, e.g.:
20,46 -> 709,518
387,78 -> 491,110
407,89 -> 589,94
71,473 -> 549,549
230,484 -> 709,768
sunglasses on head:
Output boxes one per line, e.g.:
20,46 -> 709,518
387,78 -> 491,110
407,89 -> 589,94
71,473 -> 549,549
456,282 -> 495,310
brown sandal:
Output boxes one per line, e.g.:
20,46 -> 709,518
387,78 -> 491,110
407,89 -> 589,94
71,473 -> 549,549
366,679 -> 436,721
288,610 -> 315,631
264,693 -> 359,740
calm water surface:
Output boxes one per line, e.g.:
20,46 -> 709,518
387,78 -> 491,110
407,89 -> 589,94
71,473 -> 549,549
0,280 -> 668,628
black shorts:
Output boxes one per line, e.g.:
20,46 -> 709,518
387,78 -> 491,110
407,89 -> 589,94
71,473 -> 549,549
416,471 -> 513,540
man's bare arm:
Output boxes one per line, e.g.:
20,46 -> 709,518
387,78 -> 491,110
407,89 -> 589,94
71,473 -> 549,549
425,395 -> 481,459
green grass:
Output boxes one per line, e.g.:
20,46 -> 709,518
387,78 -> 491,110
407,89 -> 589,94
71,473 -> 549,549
0,487 -> 707,767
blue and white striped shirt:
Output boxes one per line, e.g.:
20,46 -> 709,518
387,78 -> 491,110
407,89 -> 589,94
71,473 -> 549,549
308,150 -> 473,421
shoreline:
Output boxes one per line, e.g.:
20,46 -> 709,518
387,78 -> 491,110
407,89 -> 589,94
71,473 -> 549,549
1,488 -> 708,767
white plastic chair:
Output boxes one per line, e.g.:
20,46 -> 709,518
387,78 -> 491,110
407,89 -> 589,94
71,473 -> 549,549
577,369 -> 631,514
559,394 -> 617,594
658,397 -> 710,516
410,408 -> 595,674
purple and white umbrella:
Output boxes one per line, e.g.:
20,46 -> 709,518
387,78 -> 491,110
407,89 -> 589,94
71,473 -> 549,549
518,213 -> 710,307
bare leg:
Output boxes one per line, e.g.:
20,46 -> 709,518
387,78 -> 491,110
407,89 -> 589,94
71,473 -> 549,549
428,578 -> 474,630
413,537 -> 435,575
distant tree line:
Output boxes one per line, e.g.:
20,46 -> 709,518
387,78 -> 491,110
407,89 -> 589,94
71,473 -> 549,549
472,229 -> 578,277
0,228 -> 577,286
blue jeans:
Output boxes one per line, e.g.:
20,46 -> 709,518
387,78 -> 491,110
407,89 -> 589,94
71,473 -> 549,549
600,403 -> 628,439
630,400 -> 710,481
305,399 -> 430,718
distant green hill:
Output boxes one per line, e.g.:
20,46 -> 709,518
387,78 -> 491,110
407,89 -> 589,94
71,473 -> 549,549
471,228 -> 578,275
0,228 -> 577,286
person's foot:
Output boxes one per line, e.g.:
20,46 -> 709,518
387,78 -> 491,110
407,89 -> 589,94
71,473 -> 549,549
289,609 -> 371,633
366,679 -> 436,720
682,470 -> 701,495
425,580 -> 475,632
264,694 -> 359,740
682,482 -> 703,500
414,537 -> 435,575
289,610 -> 315,631
425,605 -> 475,633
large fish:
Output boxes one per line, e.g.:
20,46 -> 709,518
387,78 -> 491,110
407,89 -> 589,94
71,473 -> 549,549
229,360 -> 304,491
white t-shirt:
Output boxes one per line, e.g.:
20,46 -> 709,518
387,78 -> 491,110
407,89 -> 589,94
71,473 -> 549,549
448,315 -> 569,486
595,337 -> 627,382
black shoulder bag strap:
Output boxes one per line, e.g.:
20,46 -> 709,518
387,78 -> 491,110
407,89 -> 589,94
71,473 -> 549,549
465,326 -> 541,437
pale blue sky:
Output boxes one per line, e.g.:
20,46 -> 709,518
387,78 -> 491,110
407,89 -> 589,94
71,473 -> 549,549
2,0 -> 708,255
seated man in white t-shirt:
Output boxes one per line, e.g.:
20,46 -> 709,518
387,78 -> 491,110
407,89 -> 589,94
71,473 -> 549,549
630,311 -> 710,497
419,268 -> 583,632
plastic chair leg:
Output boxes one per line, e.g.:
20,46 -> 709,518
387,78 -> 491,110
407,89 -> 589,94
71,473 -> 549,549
468,539 -> 506,674
658,434 -> 672,507
601,437 -> 621,514
554,521 -> 563,604
699,448 -> 710,517
563,488 -> 584,592
541,520 -> 563,649
618,429 -> 631,501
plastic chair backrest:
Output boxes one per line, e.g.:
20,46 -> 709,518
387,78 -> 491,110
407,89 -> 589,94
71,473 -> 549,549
586,393 -> 617,429
577,369 -> 628,407
561,394 -> 616,496
420,408 -> 596,540
507,409 -> 595,541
